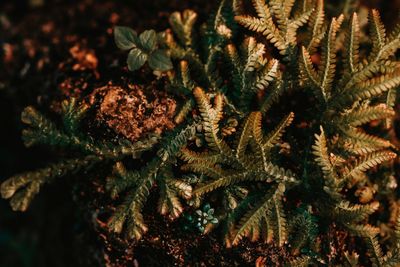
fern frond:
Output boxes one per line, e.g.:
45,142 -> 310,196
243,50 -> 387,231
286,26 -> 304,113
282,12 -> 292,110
235,0 -> 286,54
269,0 -> 287,33
21,105 -> 159,158
252,111 -> 272,168
108,120 -> 197,239
174,98 -> 194,124
260,79 -> 285,114
339,64 -> 398,102
263,112 -> 295,150
385,88 -> 397,128
344,251 -> 360,267
234,15 -> 266,34
289,208 -> 318,255
181,162 -> 227,179
108,159 -> 157,240
255,59 -> 279,91
179,60 -> 196,91
242,37 -> 265,72
271,185 -> 287,246
287,8 -> 313,45
192,170 -> 256,196
169,9 -> 198,48
180,148 -> 223,165
234,112 -> 257,162
342,151 -> 397,183
382,249 -> 400,267
283,0 -> 296,18
158,173 -> 192,220
395,212 -> 400,240
193,87 -> 232,155
1,156 -> 98,211
346,223 -> 380,237
285,255 -> 312,267
230,183 -> 285,246
157,122 -> 197,161
343,61 -> 400,92
252,0 -> 271,21
300,46 -> 321,90
252,113 -> 296,183
106,162 -> 140,199
340,72 -> 400,105
225,43 -> 243,96
365,234 -> 384,267
335,201 -> 379,223
61,98 -> 89,134
21,106 -> 67,148
378,31 -> 400,61
306,0 -> 325,54
158,182 -> 182,219
319,15 -> 344,100
339,104 -> 395,127
342,128 -> 392,154
344,13 -> 361,73
369,9 -> 386,61
312,127 -> 338,185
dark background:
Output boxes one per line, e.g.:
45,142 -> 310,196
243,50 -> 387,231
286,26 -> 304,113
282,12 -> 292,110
0,0 -> 399,266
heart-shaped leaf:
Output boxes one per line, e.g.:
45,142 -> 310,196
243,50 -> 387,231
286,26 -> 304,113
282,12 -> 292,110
127,48 -> 148,71
114,26 -> 138,50
139,30 -> 157,52
148,50 -> 173,71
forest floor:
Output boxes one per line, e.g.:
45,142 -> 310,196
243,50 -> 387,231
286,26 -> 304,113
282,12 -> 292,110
1,0 -> 400,266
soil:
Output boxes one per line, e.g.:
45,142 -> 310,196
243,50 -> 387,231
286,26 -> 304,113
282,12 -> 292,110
1,0 -> 400,266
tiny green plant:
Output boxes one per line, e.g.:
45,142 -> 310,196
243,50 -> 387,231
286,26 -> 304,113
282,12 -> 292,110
194,204 -> 219,233
114,27 -> 173,71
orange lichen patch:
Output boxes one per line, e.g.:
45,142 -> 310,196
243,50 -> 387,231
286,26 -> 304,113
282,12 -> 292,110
89,84 -> 176,142
69,44 -> 98,72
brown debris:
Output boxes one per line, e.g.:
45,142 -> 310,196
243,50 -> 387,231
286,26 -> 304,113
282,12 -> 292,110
58,77 -> 89,98
89,84 -> 176,142
355,186 -> 376,204
3,43 -> 14,63
69,44 -> 99,73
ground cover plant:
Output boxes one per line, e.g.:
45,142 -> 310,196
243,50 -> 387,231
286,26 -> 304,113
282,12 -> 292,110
2,0 -> 400,266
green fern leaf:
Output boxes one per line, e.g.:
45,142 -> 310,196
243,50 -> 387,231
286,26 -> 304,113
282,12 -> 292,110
255,59 -> 279,91
106,162 -> 140,199
312,127 -> 338,185
305,0 -> 325,54
318,15 -> 344,100
1,156 -> 98,211
285,255 -> 312,267
230,183 -> 285,246
334,201 -> 379,223
339,104 -> 395,127
342,151 -> 397,183
344,13 -> 361,73
369,9 -> 386,61
342,128 -> 393,154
